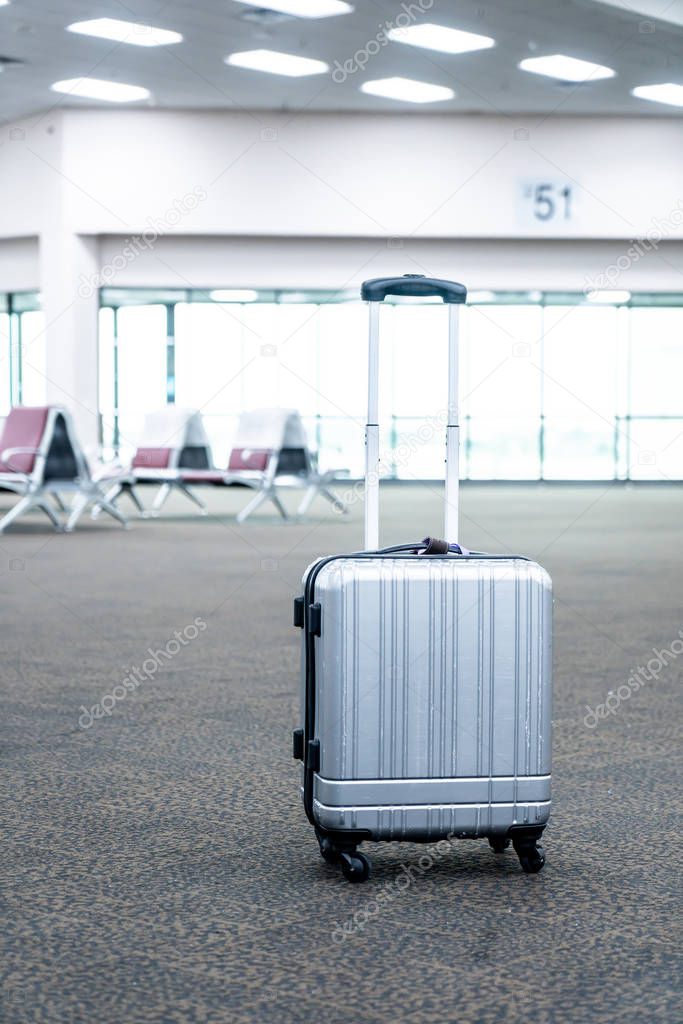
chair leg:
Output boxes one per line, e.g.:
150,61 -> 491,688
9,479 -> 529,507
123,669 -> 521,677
126,484 -> 145,514
236,487 -> 269,524
0,494 -> 37,534
319,486 -> 349,515
65,493 -> 90,533
297,480 -> 348,518
270,490 -> 288,520
69,488 -> 129,531
177,481 -> 207,515
96,497 -> 129,528
150,482 -> 172,514
296,484 -> 318,517
91,482 -> 121,520
52,493 -> 68,514
36,498 -> 63,530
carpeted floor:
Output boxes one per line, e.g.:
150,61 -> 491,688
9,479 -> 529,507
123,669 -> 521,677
2,482 -> 681,1024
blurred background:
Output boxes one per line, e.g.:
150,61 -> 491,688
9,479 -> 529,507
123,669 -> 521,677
1,0 -> 682,483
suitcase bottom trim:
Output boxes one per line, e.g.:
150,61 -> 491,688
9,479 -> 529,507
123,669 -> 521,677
314,774 -> 550,807
312,798 -> 551,840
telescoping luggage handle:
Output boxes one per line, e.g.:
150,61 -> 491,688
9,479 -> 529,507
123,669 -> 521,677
360,274 -> 467,550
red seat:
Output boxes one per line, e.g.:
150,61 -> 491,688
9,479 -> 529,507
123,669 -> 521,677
132,447 -> 173,469
228,448 -> 271,472
142,409 -> 347,524
0,407 -> 49,474
180,470 -> 225,484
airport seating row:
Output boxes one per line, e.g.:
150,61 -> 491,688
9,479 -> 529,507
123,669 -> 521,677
0,405 -> 348,533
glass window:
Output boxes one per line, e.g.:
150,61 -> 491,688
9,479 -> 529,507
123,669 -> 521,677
116,305 -> 167,456
542,305 -> 619,479
380,304 -> 446,479
464,305 -> 543,417
240,303 -> 279,411
98,307 -> 116,458
391,416 -> 448,480
464,305 -> 543,479
19,311 -> 47,407
272,303 -> 320,418
174,302 -> 246,404
0,313 -> 10,416
314,303 -> 367,472
627,420 -> 683,481
543,420 -> 616,480
466,417 -> 542,479
388,303 -> 448,417
543,306 -> 619,419
96,291 -> 683,482
316,303 -> 367,421
174,302 -> 246,465
318,417 -> 365,478
629,308 -> 683,417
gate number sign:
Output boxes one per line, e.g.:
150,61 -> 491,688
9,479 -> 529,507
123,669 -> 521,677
521,182 -> 573,222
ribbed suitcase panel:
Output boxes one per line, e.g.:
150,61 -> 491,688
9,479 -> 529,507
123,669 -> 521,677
313,558 -> 552,785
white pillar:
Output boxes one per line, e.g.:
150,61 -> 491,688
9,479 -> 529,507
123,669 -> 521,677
39,229 -> 100,453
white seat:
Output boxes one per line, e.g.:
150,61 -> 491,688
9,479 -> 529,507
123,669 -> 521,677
100,407 -> 213,517
180,408 -> 349,523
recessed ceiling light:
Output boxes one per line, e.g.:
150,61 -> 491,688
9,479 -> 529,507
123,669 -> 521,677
67,18 -> 182,46
50,78 -> 151,102
209,289 -> 258,302
632,83 -> 683,107
387,23 -> 494,55
519,54 -> 615,82
233,0 -> 352,17
279,291 -> 313,302
360,77 -> 455,104
226,49 -> 328,77
586,289 -> 631,304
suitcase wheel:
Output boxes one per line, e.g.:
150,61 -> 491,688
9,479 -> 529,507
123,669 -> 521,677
488,837 -> 511,854
316,832 -> 371,882
318,836 -> 340,865
339,851 -> 371,883
513,839 -> 545,874
516,846 -> 545,874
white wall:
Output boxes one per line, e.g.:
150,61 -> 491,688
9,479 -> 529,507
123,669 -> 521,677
60,109 -> 683,241
2,106 -> 683,446
0,114 -> 63,240
98,235 -> 683,293
0,237 -> 40,293
8,230 -> 683,297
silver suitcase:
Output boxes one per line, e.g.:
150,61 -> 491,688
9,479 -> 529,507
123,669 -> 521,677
292,275 -> 552,882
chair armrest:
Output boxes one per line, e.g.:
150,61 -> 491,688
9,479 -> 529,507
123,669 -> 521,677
91,457 -> 128,482
0,446 -> 41,474
1,446 -> 41,459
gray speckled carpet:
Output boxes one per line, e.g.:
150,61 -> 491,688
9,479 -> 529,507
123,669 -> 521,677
2,483 -> 682,1024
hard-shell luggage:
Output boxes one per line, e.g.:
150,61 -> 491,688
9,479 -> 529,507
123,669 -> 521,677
292,275 -> 553,882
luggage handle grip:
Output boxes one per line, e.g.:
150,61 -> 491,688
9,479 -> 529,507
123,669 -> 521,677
361,274 -> 467,305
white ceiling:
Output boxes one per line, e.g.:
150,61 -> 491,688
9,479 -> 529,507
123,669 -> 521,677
1,0 -> 682,122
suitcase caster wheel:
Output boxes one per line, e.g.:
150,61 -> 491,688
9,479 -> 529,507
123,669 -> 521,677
515,844 -> 545,874
339,851 -> 370,883
318,837 -> 339,865
488,837 -> 510,854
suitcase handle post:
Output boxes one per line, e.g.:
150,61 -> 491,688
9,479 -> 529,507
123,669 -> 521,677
362,275 -> 466,550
